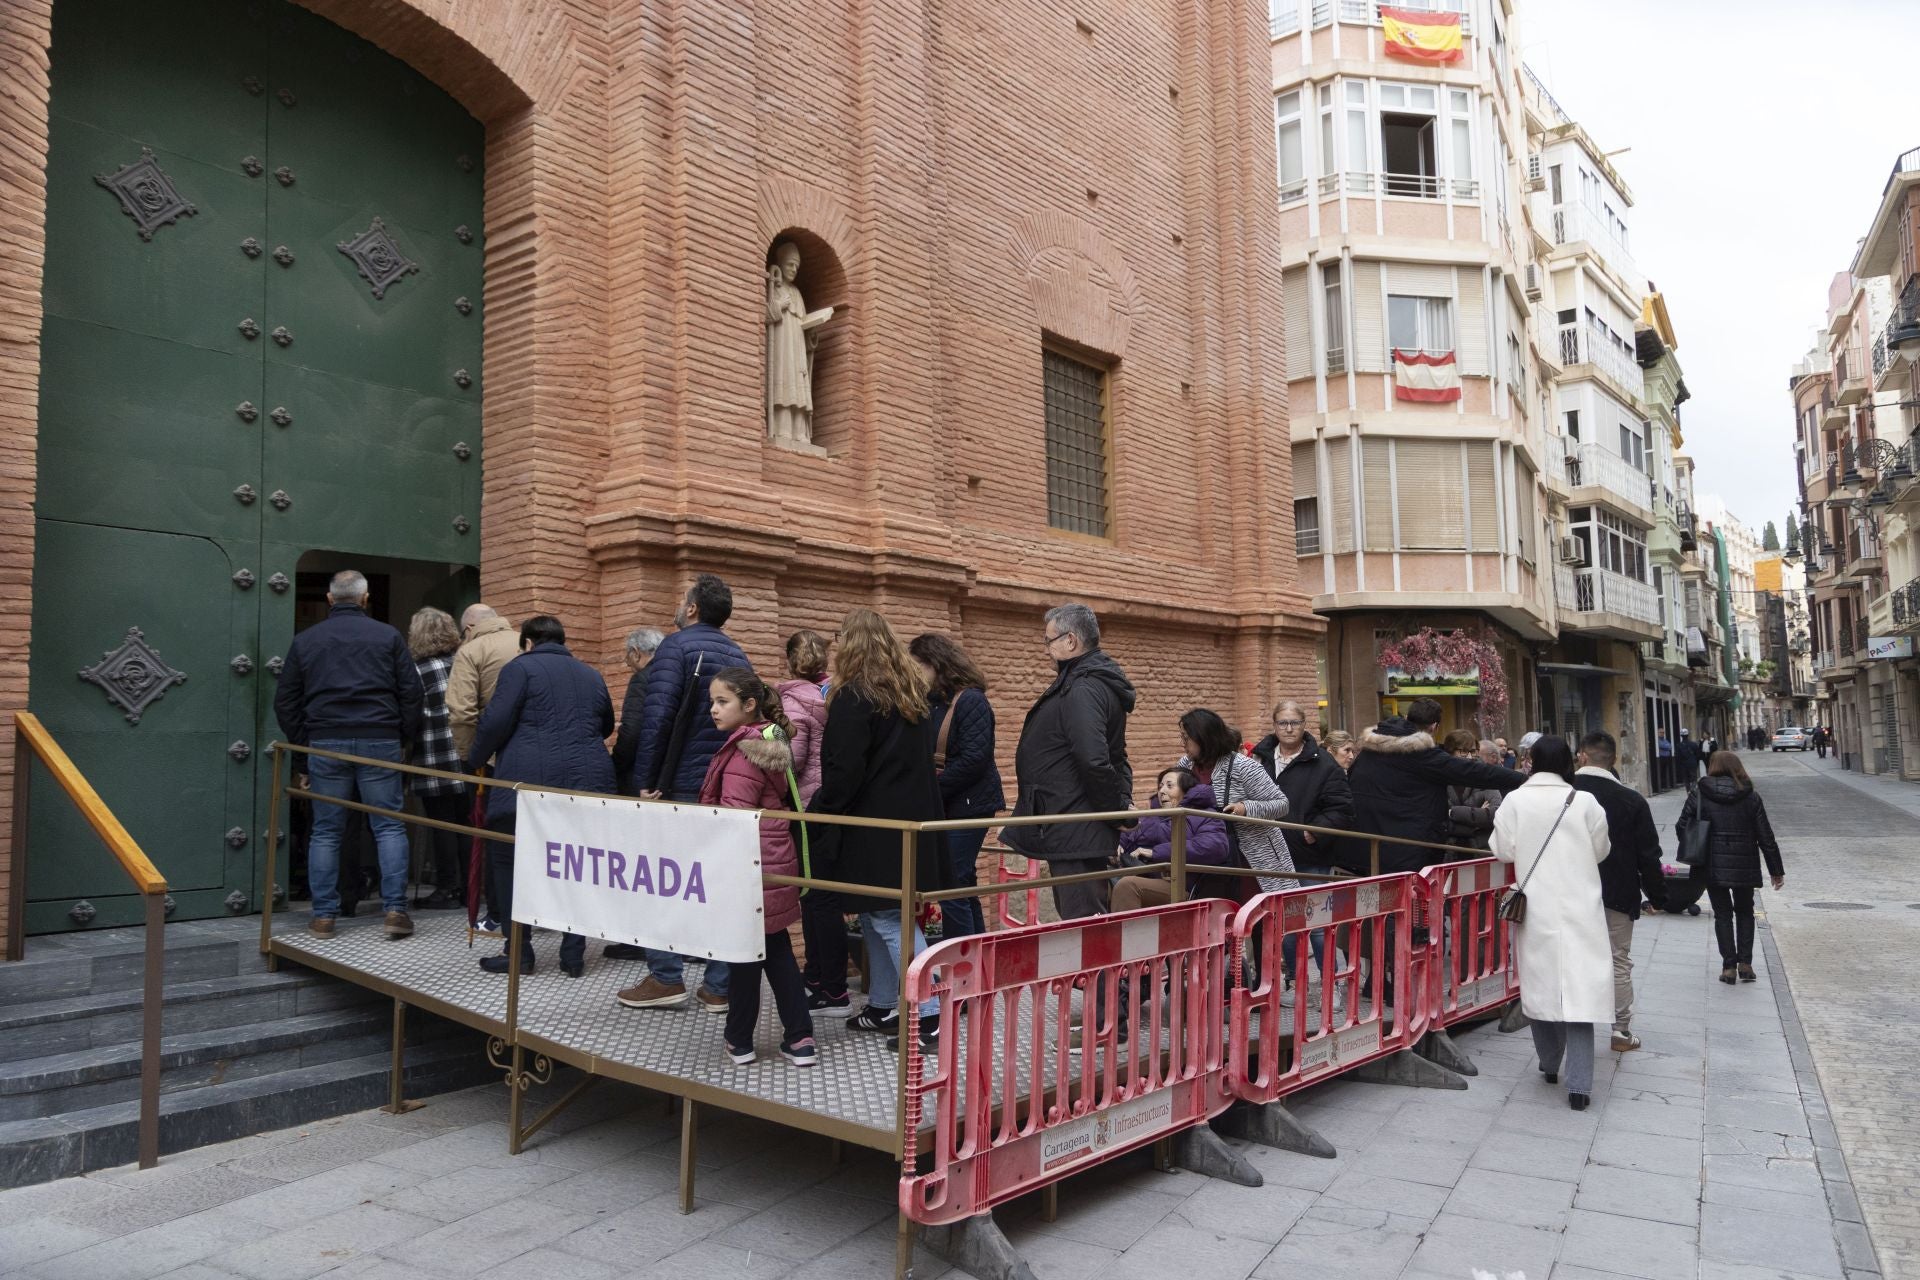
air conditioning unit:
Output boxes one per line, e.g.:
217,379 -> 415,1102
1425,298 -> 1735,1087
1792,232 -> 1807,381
1524,263 -> 1543,302
1526,153 -> 1546,192
1558,535 -> 1586,565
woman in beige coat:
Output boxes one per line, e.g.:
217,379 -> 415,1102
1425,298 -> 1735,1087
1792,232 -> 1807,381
1491,735 -> 1613,1110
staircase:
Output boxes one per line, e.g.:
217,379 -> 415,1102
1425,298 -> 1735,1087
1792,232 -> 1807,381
0,916 -> 495,1188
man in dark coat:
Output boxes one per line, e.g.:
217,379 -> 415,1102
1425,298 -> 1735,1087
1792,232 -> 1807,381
1673,728 -> 1702,790
1574,731 -> 1667,1053
1251,699 -> 1354,872
1003,603 -> 1135,921
616,573 -> 750,1001
464,614 -> 615,976
274,569 -> 424,941
1347,698 -> 1523,872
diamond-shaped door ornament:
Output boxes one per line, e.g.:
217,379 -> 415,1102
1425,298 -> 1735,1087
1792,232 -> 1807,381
95,148 -> 197,241
78,627 -> 188,725
337,217 -> 419,300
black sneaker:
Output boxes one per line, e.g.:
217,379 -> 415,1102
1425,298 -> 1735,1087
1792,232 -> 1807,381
807,988 -> 853,1017
848,1004 -> 898,1034
887,1012 -> 940,1053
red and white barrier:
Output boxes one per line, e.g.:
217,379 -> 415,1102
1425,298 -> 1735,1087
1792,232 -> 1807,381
1228,873 -> 1432,1105
1427,857 -> 1518,1027
992,847 -> 1043,931
898,900 -> 1237,1226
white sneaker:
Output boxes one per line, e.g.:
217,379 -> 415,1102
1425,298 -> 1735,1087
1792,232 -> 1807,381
473,915 -> 503,937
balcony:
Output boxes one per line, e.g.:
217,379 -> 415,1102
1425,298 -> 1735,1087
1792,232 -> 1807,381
1311,171 -> 1479,202
1835,344 -> 1871,405
1314,0 -> 1474,35
1557,323 -> 1645,403
1556,438 -> 1655,521
1879,277 -> 1920,389
1546,202 -> 1641,294
1556,566 -> 1662,642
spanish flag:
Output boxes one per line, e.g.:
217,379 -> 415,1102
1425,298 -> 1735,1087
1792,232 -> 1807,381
1381,6 -> 1463,63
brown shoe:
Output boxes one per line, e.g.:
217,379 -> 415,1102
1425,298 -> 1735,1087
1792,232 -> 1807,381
616,976 -> 690,1009
695,987 -> 729,1014
384,911 -> 414,940
308,916 -> 335,938
1611,1031 -> 1642,1052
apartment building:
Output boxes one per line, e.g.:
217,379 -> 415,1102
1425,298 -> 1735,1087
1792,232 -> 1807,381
1273,0 -> 1550,738
1636,298 -> 1697,775
1756,553 -> 1816,730
1697,496 -> 1770,741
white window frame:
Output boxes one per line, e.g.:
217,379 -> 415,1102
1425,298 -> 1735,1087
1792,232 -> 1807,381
1388,293 -> 1454,357
1322,260 -> 1348,374
1277,90 -> 1306,203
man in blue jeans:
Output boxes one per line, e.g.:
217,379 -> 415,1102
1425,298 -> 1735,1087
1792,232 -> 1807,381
274,570 -> 424,940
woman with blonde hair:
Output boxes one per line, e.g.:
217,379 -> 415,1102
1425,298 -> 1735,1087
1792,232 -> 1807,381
407,606 -> 468,910
807,608 -> 946,1050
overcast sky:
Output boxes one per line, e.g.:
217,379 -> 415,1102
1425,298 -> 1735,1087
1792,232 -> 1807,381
1522,0 -> 1915,540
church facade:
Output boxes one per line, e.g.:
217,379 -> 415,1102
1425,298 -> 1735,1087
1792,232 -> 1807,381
0,0 -> 1313,948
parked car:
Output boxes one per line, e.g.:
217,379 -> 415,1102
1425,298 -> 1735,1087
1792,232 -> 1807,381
1771,726 -> 1812,751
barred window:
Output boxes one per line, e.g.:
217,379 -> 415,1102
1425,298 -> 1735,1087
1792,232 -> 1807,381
1043,348 -> 1111,537
1295,497 -> 1321,555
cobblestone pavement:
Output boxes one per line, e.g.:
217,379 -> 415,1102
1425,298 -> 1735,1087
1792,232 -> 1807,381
1654,749 -> 1920,1280
0,761 -> 1884,1280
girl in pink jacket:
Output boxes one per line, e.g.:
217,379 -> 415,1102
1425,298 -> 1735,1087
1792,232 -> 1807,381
701,667 -> 816,1067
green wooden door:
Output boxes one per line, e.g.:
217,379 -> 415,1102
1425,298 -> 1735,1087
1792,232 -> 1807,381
28,0 -> 482,931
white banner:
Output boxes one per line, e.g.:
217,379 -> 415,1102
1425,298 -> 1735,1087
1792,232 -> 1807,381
512,789 -> 767,963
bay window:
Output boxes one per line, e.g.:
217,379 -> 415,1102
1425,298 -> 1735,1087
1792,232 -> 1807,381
1388,294 -> 1453,357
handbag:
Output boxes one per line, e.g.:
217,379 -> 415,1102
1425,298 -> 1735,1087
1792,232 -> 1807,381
932,697 -> 960,770
1499,788 -> 1576,925
1677,799 -> 1712,868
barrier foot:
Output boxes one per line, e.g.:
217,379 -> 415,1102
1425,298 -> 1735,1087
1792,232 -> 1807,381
919,1211 -> 1037,1280
1175,1124 -> 1263,1187
1415,1028 -> 1478,1077
1497,1000 -> 1531,1033
1347,1048 -> 1469,1091
1216,1101 -> 1336,1159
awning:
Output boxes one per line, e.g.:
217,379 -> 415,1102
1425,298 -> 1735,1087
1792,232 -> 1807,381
1538,662 -> 1634,677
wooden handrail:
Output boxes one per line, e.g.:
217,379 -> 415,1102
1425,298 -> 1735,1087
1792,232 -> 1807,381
15,711 -> 166,895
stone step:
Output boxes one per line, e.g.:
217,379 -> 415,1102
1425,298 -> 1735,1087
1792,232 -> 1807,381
0,1005 -> 459,1121
0,1031 -> 496,1188
0,918 -> 271,1006
0,968 -> 383,1065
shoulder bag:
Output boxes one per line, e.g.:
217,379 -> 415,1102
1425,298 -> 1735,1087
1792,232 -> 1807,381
1499,788 -> 1576,925
1677,795 -> 1712,868
932,696 -> 961,771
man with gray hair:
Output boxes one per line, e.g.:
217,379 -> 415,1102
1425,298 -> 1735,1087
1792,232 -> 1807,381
274,570 -> 424,941
610,626 -> 667,789
1002,602 -> 1136,921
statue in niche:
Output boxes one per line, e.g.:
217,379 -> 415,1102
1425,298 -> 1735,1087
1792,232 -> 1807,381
765,240 -> 834,447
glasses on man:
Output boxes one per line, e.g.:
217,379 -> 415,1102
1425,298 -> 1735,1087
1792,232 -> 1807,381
1273,719 -> 1305,728
1043,632 -> 1071,650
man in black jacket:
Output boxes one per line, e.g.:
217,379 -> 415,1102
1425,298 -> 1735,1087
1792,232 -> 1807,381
274,570 -> 424,941
1574,731 -> 1667,1053
1003,603 -> 1135,921
1673,728 -> 1703,790
1251,699 -> 1354,871
1347,699 -> 1523,872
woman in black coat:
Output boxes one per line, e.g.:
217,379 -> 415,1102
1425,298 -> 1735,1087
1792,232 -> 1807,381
808,609 -> 947,1045
910,633 -> 1004,940
1676,751 -> 1784,984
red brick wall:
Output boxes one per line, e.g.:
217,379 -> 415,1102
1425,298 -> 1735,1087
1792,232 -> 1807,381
0,0 -> 1318,951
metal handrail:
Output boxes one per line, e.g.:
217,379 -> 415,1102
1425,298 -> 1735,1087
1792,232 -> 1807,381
9,711 -> 165,1170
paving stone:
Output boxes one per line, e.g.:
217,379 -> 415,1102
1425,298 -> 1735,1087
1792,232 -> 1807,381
1319,1169 -> 1449,1220
228,1121 -> 422,1182
1349,1132 -> 1476,1188
1705,1152 -> 1827,1198
1404,1210 -> 1562,1278
200,1202 -> 443,1280
522,1152 -> 682,1218
1098,1219 -> 1272,1280
1168,1178 -> 1316,1244
1470,1129 -> 1594,1183
1590,1128 -> 1705,1178
606,1238 -> 785,1280
1701,1175 -> 1831,1222
24,1204 -> 262,1280
382,1195 -> 602,1275
709,1182 -> 897,1262
545,1190 -> 753,1269
374,1158 -> 577,1222
0,1172 -> 128,1229
1600,1096 -> 1708,1140
782,1216 -> 954,1280
1445,1165 -> 1577,1230
1251,1204 -> 1423,1280
1709,1093 -> 1815,1139
1575,1163 -> 1701,1227
0,1214 -> 112,1271
1701,1202 -> 1845,1278
219,1159 -> 429,1226
1003,1179 -> 1188,1250
1559,1206 -> 1699,1280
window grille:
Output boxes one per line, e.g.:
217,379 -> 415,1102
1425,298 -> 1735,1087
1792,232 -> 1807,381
1043,349 -> 1111,537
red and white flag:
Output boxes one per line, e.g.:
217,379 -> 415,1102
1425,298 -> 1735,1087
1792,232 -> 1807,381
1393,349 -> 1462,403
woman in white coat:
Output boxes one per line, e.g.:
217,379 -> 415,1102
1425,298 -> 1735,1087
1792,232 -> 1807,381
1491,735 -> 1613,1110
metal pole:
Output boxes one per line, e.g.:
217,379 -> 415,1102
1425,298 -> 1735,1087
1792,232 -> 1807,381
8,723 -> 31,962
1169,805 -> 1188,904
1369,838 -> 1380,878
507,920 -> 524,1155
382,999 -> 417,1114
678,1098 -> 699,1214
894,827 -> 919,1277
261,745 -> 285,964
138,890 -> 164,1169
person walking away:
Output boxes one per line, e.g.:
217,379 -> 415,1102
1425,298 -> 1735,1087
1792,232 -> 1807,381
909,633 -> 1004,940
1112,767 -> 1232,910
464,615 -> 615,977
406,607 -> 469,910
1656,729 -> 1674,792
1002,603 -> 1135,922
675,668 -> 816,1065
1573,731 -> 1667,1052
1442,730 -> 1501,851
1672,728 -> 1702,792
274,570 -> 423,941
806,609 -> 946,1051
609,627 -> 666,789
777,629 -> 850,1012
445,602 -> 521,931
1347,698 -> 1523,873
618,573 -> 750,1010
1491,735 -> 1613,1110
1676,751 -> 1784,984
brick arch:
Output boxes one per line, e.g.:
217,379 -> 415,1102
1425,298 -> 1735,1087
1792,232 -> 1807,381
1008,211 -> 1143,359
757,175 -> 862,281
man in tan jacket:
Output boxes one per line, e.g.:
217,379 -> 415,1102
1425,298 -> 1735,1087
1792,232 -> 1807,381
447,604 -> 518,759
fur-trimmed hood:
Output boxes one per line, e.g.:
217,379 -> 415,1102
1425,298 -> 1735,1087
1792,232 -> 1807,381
1360,717 -> 1437,755
733,724 -> 794,775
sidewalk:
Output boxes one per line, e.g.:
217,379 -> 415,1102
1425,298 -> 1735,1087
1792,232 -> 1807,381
0,899 -> 1872,1280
